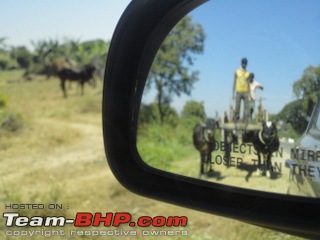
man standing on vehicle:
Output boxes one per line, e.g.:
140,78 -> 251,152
233,57 -> 250,126
249,73 -> 263,119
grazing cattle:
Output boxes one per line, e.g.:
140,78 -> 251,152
252,121 -> 280,178
57,64 -> 96,98
193,117 -> 219,177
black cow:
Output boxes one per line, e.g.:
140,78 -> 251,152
252,121 -> 280,178
57,64 -> 96,98
193,118 -> 219,177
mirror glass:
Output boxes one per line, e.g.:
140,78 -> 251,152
137,0 -> 320,197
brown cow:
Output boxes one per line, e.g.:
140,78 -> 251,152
57,64 -> 96,98
193,117 -> 219,178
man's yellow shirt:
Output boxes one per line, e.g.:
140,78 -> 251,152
235,68 -> 250,92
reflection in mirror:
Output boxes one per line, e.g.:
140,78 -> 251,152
137,1 -> 320,198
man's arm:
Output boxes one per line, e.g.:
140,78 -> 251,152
257,81 -> 264,90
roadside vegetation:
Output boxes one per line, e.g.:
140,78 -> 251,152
0,15 -> 313,239
0,70 -> 304,240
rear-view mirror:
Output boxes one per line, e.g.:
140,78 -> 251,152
103,0 -> 320,239
137,0 -> 320,199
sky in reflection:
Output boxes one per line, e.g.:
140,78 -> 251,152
142,0 -> 320,117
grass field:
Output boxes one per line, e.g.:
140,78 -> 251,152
0,70 -> 305,240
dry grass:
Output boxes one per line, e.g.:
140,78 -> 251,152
0,70 -> 305,240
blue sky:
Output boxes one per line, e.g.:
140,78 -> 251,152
1,0 -> 320,117
175,0 -> 320,116
0,0 -> 131,49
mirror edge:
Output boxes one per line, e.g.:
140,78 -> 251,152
103,0 -> 320,238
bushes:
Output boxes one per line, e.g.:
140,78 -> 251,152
0,112 -> 24,132
137,123 -> 185,170
139,102 -> 179,127
0,94 -> 8,108
137,118 -> 197,171
137,101 -> 209,171
0,94 -> 24,132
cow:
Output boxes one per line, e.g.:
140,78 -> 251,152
193,117 -> 219,178
223,111 -> 238,166
252,121 -> 280,178
57,63 -> 96,98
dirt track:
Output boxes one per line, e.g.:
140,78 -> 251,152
202,142 -> 292,195
170,137 -> 292,196
0,116 -> 303,240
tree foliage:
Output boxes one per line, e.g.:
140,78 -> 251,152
10,46 -> 33,69
275,65 -> 320,136
0,36 -> 109,79
146,16 -> 205,123
276,64 -> 320,135
0,38 -> 17,69
276,99 -> 308,135
181,100 -> 206,119
0,37 -> 6,49
28,38 -> 109,76
139,103 -> 159,125
293,65 -> 320,116
139,102 -> 179,127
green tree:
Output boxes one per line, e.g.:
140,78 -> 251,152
0,38 -> 16,69
10,46 -> 33,69
0,52 -> 12,69
78,39 -> 109,64
0,37 -> 8,52
181,100 -> 206,119
293,65 -> 320,116
139,102 -> 179,127
139,103 -> 159,125
276,99 -> 308,135
0,37 -> 6,48
77,39 -> 109,79
9,38 -> 72,77
31,39 -> 59,63
146,15 -> 205,124
54,39 -> 108,66
24,38 -> 108,77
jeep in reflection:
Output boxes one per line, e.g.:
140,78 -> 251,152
286,98 -> 320,197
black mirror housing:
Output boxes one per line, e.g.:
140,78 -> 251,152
102,0 -> 320,238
